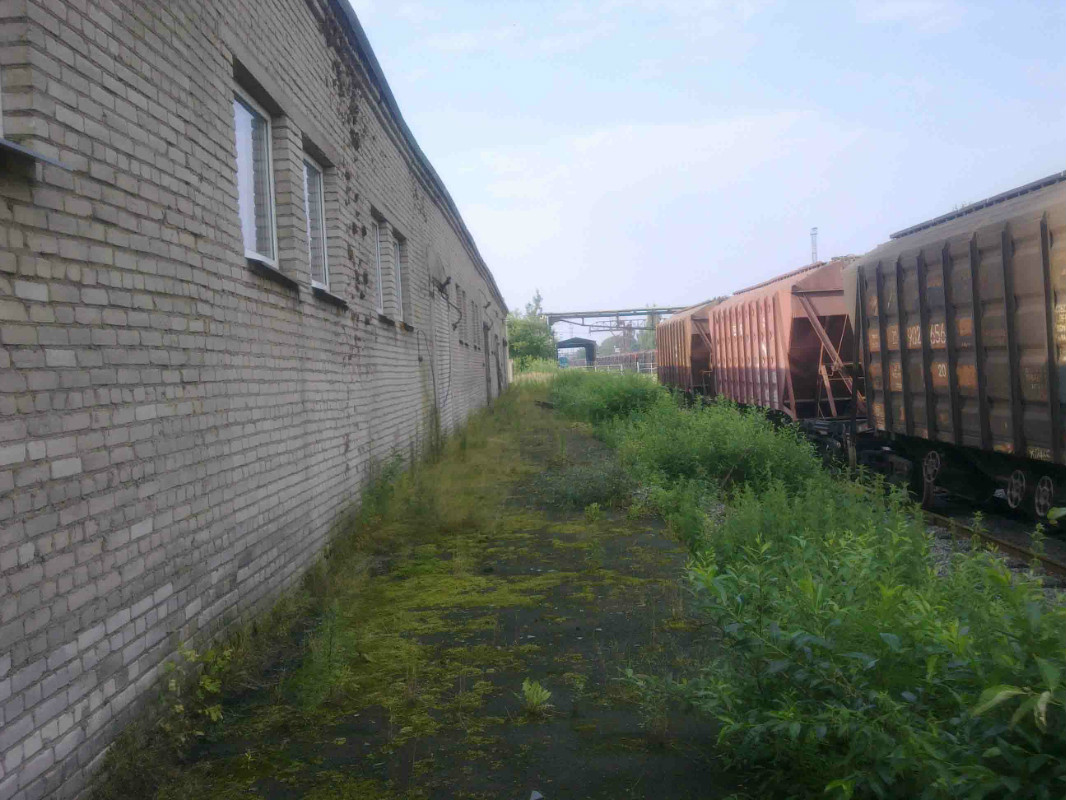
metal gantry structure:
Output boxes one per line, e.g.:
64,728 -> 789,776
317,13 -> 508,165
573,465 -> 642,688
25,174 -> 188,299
545,306 -> 689,333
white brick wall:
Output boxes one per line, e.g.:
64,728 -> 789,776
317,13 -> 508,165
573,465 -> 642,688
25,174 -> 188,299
0,1 -> 509,797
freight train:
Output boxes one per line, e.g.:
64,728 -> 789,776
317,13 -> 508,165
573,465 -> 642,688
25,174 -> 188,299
656,171 -> 1066,518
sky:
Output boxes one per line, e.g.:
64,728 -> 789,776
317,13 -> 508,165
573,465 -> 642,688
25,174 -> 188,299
350,0 -> 1066,325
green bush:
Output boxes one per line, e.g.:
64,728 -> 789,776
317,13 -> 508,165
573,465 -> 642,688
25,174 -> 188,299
553,372 -> 1066,798
666,477 -> 1066,798
514,356 -> 560,375
550,370 -> 661,424
612,394 -> 819,494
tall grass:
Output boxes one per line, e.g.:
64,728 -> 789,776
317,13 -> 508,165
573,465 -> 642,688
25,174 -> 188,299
550,369 -> 661,424
513,356 -> 560,375
612,394 -> 818,493
551,371 -> 1066,799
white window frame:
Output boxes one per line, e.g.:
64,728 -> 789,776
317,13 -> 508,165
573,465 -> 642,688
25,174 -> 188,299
233,87 -> 278,268
302,156 -> 329,290
393,231 -> 406,322
457,285 -> 464,342
372,219 -> 385,312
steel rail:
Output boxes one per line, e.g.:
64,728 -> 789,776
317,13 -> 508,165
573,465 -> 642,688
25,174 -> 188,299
924,511 -> 1066,577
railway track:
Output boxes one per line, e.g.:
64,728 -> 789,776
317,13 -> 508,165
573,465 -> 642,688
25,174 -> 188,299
923,509 -> 1066,578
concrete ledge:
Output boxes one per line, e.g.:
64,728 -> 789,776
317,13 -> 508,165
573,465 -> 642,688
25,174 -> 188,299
249,259 -> 301,293
312,286 -> 349,309
0,138 -> 71,170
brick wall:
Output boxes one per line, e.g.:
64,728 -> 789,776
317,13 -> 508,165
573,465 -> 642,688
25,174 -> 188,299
0,1 -> 508,797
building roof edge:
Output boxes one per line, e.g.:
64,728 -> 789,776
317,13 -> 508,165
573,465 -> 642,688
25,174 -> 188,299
329,0 -> 508,313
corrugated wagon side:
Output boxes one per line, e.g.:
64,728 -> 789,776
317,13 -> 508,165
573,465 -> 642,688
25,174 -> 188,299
851,172 -> 1066,515
706,259 -> 859,420
656,301 -> 718,393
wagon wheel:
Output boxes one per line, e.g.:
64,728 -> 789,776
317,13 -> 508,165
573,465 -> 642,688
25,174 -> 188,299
1005,469 -> 1027,510
920,451 -> 942,510
1034,475 -> 1055,519
845,432 -> 857,471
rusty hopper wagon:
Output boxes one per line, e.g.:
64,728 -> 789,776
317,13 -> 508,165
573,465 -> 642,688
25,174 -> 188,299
656,300 -> 719,393
850,172 -> 1066,515
705,258 -> 860,421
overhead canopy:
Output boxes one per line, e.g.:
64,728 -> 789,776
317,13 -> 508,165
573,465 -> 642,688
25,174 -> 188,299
556,337 -> 596,364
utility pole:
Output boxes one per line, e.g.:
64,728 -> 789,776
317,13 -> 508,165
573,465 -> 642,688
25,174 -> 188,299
810,227 -> 818,264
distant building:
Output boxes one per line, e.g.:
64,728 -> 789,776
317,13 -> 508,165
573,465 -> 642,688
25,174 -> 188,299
0,1 -> 507,796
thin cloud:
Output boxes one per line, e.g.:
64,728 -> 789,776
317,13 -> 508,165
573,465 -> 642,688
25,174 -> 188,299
854,0 -> 965,31
451,111 -> 878,310
423,27 -> 519,54
553,0 -> 771,47
396,2 -> 439,24
535,23 -> 616,54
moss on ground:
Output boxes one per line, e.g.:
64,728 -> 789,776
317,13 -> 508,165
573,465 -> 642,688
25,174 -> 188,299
95,387 -> 735,800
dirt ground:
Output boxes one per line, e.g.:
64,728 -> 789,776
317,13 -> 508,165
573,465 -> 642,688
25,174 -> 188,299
153,392 -> 738,800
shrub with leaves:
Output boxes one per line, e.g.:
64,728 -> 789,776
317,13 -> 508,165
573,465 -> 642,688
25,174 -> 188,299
157,646 -> 233,749
611,393 -> 819,494
556,374 -> 1066,797
514,356 -> 560,375
670,477 -> 1066,798
550,370 -> 661,424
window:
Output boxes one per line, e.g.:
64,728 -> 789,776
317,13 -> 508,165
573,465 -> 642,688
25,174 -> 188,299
303,157 -> 328,289
372,220 -> 385,312
233,91 -> 277,265
458,286 -> 466,343
393,232 -> 409,321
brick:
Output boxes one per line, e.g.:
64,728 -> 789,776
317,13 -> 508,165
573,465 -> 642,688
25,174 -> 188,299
13,281 -> 48,302
129,518 -> 152,539
0,444 -> 27,467
44,350 -> 76,368
50,458 -> 81,479
0,1 -> 509,797
0,300 -> 29,321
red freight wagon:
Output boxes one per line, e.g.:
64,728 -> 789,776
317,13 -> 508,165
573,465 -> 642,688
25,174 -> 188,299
656,300 -> 719,394
705,258 -> 859,420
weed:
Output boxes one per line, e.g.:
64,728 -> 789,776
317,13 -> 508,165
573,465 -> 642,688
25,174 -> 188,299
583,541 -> 606,573
156,646 -> 231,745
517,678 -> 553,716
583,502 -> 603,523
561,672 -> 588,693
